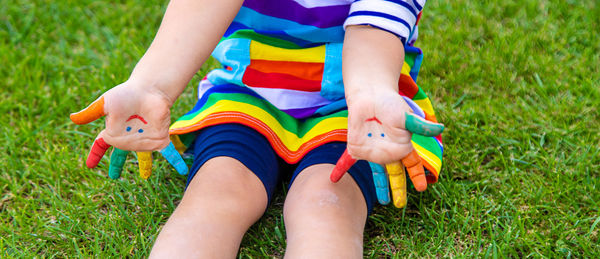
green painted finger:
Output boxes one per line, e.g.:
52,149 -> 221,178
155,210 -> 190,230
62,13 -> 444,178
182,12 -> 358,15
109,148 -> 129,179
405,112 -> 445,137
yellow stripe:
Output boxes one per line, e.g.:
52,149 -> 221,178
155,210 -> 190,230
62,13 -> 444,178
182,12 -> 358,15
401,61 -> 411,75
412,140 -> 442,173
249,41 -> 325,63
414,98 -> 435,115
170,100 -> 347,151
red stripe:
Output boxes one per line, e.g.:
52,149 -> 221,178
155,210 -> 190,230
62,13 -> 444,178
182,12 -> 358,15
242,67 -> 322,92
248,59 -> 324,81
398,73 -> 419,98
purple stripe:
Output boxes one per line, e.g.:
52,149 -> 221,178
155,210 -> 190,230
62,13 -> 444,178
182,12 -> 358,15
244,0 -> 350,28
281,106 -> 321,119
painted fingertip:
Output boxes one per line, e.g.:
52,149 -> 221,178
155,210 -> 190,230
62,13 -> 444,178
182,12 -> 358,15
160,142 -> 189,175
86,138 -> 111,168
137,152 -> 152,180
109,148 -> 128,179
330,149 -> 356,183
370,162 -> 391,205
70,96 -> 106,125
405,112 -> 445,137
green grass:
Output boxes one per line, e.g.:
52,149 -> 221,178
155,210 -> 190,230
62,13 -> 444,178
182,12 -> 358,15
1,0 -> 598,257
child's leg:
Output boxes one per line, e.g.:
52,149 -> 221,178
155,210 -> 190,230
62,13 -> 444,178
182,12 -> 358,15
149,156 -> 268,258
283,163 -> 368,258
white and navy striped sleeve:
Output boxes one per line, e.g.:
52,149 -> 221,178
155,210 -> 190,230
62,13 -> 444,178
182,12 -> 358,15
343,0 -> 426,44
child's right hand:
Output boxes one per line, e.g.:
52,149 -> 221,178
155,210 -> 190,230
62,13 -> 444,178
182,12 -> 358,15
70,81 -> 188,179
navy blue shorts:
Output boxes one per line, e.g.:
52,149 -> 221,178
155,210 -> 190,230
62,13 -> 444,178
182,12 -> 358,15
185,123 -> 376,213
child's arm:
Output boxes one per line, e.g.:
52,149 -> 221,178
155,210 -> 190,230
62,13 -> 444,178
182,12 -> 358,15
339,25 -> 443,205
70,0 -> 244,176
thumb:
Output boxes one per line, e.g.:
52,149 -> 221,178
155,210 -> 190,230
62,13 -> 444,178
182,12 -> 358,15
70,96 -> 106,125
404,112 -> 444,137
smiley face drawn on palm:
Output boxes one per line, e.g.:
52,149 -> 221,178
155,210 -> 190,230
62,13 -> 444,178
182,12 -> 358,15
125,114 -> 147,134
346,94 -> 415,165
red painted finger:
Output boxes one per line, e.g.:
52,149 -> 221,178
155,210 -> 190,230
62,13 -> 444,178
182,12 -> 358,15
330,149 -> 357,183
86,137 -> 111,168
401,150 -> 427,192
70,96 -> 106,125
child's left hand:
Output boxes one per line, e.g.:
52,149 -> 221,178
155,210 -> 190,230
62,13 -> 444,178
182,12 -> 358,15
331,90 -> 444,208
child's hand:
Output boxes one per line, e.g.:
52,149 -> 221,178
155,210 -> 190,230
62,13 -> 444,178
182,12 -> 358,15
331,90 -> 444,207
70,82 -> 188,179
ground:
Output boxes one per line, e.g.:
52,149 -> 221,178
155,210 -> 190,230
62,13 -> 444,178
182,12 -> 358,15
0,0 -> 598,257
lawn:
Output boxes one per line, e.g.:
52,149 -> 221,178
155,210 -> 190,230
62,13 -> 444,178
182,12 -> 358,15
1,0 -> 598,257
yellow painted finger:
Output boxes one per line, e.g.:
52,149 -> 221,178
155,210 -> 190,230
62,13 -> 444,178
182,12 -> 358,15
385,161 -> 407,208
137,151 -> 152,180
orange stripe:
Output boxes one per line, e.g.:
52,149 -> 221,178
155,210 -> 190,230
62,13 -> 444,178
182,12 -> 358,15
249,59 -> 324,82
169,111 -> 347,163
424,110 -> 438,123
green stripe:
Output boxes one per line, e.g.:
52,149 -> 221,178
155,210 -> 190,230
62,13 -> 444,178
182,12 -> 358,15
223,30 -> 303,49
405,52 -> 416,68
175,92 -> 347,138
412,86 -> 429,100
412,134 -> 442,159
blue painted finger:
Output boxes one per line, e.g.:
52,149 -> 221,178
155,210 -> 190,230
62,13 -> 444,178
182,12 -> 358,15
405,112 -> 445,137
109,148 -> 129,179
160,142 -> 188,175
369,162 -> 391,205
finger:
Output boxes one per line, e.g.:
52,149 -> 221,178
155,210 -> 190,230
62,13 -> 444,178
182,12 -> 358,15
369,162 -> 390,205
404,112 -> 444,137
330,148 -> 357,183
402,150 -> 427,192
159,142 -> 188,175
385,162 -> 407,208
109,148 -> 129,179
70,96 -> 106,125
137,152 -> 153,180
86,137 -> 111,168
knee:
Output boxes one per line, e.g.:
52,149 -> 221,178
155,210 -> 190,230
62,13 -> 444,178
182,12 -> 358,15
284,165 -> 367,220
181,157 -> 268,219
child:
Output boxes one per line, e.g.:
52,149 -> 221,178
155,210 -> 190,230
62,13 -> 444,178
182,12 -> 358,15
71,0 -> 444,257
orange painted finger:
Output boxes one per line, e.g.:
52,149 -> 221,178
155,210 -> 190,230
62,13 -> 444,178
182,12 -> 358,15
385,162 -> 407,208
70,96 -> 106,125
402,150 -> 427,192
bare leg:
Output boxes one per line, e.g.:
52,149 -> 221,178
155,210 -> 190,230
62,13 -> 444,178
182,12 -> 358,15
149,157 -> 268,258
283,164 -> 367,259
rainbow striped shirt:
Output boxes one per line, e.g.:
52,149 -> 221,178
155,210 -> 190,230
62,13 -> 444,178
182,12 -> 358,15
170,0 -> 444,182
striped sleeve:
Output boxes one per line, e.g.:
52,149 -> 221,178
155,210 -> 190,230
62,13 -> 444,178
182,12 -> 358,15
343,0 -> 426,44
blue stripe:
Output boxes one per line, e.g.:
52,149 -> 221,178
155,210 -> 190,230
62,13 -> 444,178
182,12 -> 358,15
348,10 -> 412,34
412,0 -> 423,11
383,0 -> 418,18
234,6 -> 345,43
